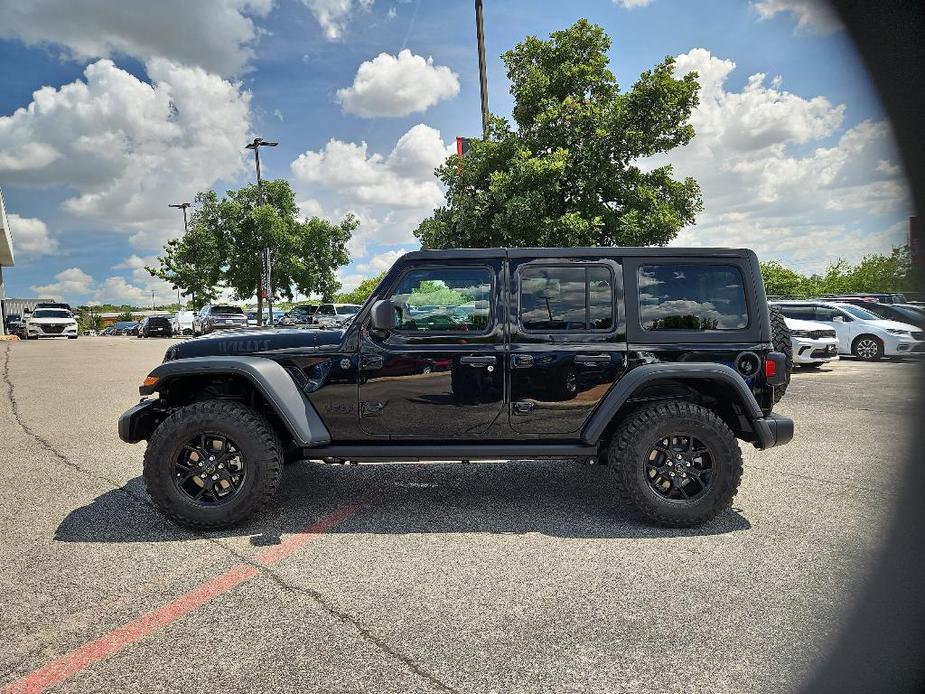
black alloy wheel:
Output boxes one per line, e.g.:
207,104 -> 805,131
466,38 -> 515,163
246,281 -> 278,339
174,432 -> 247,505
644,435 -> 713,502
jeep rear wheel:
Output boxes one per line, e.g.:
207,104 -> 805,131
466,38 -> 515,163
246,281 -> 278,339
143,400 -> 282,529
607,402 -> 743,527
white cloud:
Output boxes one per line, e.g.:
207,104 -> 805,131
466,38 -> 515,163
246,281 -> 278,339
32,267 -> 94,298
291,123 -> 453,208
752,0 -> 843,33
0,59 -> 252,249
656,48 -> 910,273
613,0 -> 654,8
336,50 -> 460,118
8,214 -> 59,256
302,0 -> 373,40
357,248 -> 404,274
0,0 -> 273,75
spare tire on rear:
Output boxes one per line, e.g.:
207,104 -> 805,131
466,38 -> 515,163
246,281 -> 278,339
769,305 -> 792,404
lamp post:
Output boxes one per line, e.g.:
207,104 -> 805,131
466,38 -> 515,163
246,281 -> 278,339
245,137 -> 279,326
475,0 -> 490,139
169,202 -> 191,309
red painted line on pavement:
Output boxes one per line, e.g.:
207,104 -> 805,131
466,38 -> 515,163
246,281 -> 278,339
3,501 -> 367,694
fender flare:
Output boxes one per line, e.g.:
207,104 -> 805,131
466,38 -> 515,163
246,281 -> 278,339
581,363 -> 766,446
141,356 -> 331,447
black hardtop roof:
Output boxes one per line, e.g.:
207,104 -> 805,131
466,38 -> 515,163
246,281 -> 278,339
399,247 -> 753,261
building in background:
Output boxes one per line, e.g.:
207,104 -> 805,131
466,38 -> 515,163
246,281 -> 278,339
0,188 -> 15,336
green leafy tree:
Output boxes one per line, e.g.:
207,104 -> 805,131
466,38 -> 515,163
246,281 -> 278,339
415,20 -> 702,249
760,261 -> 810,298
149,180 -> 357,314
335,272 -> 386,305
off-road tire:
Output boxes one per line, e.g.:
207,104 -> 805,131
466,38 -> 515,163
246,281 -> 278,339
143,400 -> 282,529
852,334 -> 884,361
607,402 -> 743,527
769,305 -> 792,404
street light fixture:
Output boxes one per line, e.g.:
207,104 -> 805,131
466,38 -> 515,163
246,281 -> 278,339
169,202 -> 191,307
245,137 -> 279,326
475,0 -> 490,139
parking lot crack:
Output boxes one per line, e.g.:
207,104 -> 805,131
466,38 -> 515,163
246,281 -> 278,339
1,345 -> 153,511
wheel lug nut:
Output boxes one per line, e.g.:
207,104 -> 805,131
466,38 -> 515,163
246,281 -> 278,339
198,462 -> 203,467
212,474 -> 218,480
209,456 -> 215,461
218,464 -> 224,469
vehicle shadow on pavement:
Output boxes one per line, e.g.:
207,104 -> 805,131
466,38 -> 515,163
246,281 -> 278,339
54,460 -> 750,545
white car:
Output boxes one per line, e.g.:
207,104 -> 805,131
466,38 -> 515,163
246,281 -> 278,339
783,317 -> 839,368
314,303 -> 361,328
171,310 -> 195,336
25,308 -> 79,340
774,301 -> 924,361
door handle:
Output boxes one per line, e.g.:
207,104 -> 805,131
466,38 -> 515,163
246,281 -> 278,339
361,354 -> 383,370
574,354 -> 611,364
460,355 -> 496,367
511,354 -> 533,369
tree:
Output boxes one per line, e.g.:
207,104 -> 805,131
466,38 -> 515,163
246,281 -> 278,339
148,180 -> 357,310
146,194 -> 224,309
760,261 -> 809,298
415,20 -> 702,249
335,272 -> 386,305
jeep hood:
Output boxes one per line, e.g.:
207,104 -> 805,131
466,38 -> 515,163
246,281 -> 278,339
163,328 -> 346,361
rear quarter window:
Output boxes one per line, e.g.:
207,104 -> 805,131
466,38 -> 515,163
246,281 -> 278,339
638,264 -> 748,331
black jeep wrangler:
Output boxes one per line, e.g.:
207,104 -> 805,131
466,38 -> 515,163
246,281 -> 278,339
119,248 -> 793,529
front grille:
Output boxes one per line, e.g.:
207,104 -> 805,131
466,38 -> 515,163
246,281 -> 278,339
913,331 -> 924,341
41,324 -> 65,334
809,329 -> 836,339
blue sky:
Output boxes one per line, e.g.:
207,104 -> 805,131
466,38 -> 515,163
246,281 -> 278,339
0,0 -> 911,305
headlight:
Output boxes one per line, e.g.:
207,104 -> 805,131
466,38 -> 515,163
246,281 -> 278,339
887,329 -> 910,335
791,330 -> 809,337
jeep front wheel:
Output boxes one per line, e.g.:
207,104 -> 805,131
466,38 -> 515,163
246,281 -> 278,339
607,402 -> 743,527
143,400 -> 282,529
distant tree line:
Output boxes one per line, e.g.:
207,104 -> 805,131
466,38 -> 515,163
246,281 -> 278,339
760,246 -> 916,298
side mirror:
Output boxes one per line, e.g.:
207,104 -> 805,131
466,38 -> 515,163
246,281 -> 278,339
369,299 -> 397,331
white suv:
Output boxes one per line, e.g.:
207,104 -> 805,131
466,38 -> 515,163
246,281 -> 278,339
783,317 -> 839,368
774,301 -> 924,361
25,308 -> 79,340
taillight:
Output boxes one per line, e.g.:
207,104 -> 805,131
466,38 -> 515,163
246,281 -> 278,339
764,359 -> 777,378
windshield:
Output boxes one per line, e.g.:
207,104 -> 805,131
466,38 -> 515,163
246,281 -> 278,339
32,309 -> 72,319
337,305 -> 360,315
212,305 -> 243,314
838,304 -> 882,321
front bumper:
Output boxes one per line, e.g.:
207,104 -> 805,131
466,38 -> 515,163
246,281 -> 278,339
118,399 -> 159,443
27,324 -> 78,337
752,413 -> 795,450
888,338 -> 925,356
793,337 -> 839,364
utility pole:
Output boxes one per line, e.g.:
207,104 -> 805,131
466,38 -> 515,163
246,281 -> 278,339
169,202 -> 191,310
151,289 -> 156,312
475,0 -> 490,139
245,137 -> 279,326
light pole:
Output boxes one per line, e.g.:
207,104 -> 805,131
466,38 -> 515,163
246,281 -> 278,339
475,0 -> 490,139
169,202 -> 191,309
245,137 -> 279,326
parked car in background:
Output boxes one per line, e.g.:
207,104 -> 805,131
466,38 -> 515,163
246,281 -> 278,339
245,309 -> 286,326
773,300 -> 924,361
4,313 -> 24,337
100,326 -> 116,336
171,311 -> 195,336
783,317 -> 839,368
279,304 -> 318,326
139,315 -> 174,338
24,308 -> 79,340
113,321 -> 140,336
193,304 -> 248,335
314,303 -> 361,328
825,293 -> 907,305
834,299 -> 925,329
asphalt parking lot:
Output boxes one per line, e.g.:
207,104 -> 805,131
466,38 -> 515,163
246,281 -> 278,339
0,337 -> 919,693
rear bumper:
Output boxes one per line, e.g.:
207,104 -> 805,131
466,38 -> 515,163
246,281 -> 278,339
752,413 -> 795,450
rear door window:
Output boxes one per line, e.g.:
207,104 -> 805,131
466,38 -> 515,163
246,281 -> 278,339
519,265 -> 615,332
638,264 -> 748,331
